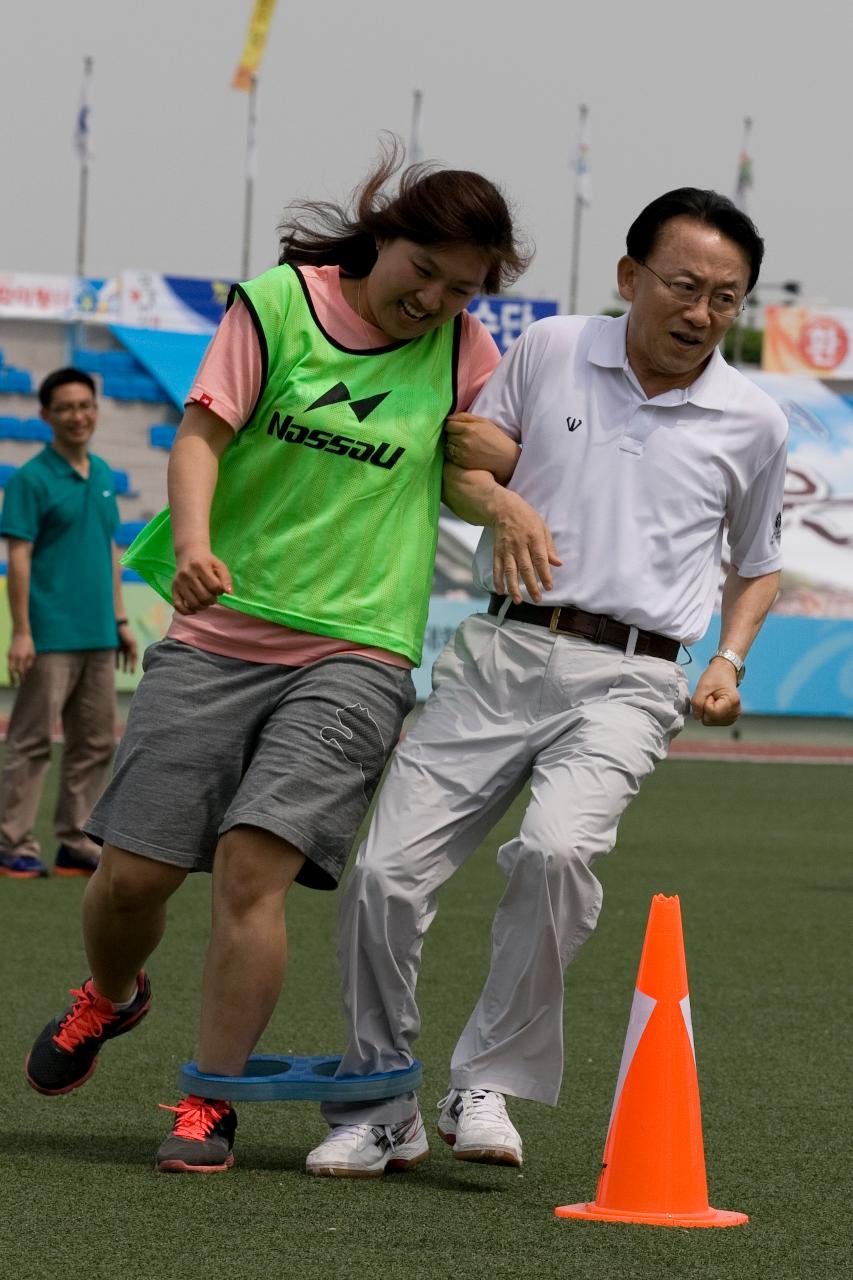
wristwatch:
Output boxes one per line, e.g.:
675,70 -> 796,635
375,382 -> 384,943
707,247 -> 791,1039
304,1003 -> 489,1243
713,648 -> 746,685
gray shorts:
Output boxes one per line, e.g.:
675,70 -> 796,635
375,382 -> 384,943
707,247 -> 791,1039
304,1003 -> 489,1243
86,639 -> 416,889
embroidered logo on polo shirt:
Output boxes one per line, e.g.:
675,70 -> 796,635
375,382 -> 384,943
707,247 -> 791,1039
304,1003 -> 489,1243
566,415 -> 583,432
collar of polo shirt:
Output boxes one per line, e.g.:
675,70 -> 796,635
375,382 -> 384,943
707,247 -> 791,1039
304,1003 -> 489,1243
588,312 -> 730,410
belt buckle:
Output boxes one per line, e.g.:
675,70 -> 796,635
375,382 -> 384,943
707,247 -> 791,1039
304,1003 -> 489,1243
549,607 -> 562,633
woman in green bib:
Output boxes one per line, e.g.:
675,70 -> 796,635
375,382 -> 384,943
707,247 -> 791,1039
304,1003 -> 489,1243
25,141 -> 530,1172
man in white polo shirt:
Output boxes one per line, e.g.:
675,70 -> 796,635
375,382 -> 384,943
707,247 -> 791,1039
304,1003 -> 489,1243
306,188 -> 788,1178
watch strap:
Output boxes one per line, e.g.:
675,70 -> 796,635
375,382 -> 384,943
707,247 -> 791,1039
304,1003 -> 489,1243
713,648 -> 745,685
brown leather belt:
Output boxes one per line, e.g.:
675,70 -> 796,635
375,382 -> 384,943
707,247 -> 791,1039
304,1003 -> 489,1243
488,595 -> 680,662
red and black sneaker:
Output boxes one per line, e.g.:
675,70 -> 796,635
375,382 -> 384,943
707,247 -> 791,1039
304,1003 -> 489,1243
156,1096 -> 237,1173
24,973 -> 151,1095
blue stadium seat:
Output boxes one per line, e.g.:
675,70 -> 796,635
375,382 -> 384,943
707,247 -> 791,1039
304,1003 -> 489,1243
115,520 -> 146,546
0,416 -> 53,442
21,418 -> 52,442
149,424 -> 178,450
101,374 -> 134,401
132,375 -> 164,403
0,464 -> 19,487
72,348 -> 141,378
70,348 -> 102,374
0,368 -> 33,394
111,469 -> 134,496
101,372 -> 163,403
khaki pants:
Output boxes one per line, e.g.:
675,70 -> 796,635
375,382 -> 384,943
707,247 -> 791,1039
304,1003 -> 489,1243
323,613 -> 688,1125
0,650 -> 116,860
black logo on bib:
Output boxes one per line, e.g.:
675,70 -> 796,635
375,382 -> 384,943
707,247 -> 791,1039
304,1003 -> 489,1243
266,412 -> 404,469
307,381 -> 391,423
265,380 -> 403,469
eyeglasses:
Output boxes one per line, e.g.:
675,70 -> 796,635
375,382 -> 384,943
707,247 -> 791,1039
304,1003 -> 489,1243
640,262 -> 746,318
49,400 -> 97,418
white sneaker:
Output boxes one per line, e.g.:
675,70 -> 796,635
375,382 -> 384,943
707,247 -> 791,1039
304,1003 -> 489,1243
437,1088 -> 523,1167
305,1111 -> 429,1178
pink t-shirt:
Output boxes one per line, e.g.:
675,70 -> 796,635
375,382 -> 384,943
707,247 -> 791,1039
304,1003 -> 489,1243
168,264 -> 500,667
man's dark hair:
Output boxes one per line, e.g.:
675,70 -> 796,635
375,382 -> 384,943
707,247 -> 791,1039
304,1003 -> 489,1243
38,367 -> 97,409
626,189 -> 764,294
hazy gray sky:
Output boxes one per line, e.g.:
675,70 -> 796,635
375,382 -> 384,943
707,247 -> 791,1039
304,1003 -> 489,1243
3,1 -> 850,314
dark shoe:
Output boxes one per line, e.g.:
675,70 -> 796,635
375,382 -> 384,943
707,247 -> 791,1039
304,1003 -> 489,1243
156,1096 -> 237,1173
25,973 -> 152,1095
0,852 -> 49,879
54,845 -> 100,877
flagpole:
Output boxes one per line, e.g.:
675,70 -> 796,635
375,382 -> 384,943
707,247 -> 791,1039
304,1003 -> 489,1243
568,189 -> 583,315
76,153 -> 89,282
241,75 -> 258,281
734,115 -> 753,212
75,55 -> 93,281
567,102 -> 589,314
233,2 -> 278,275
731,115 -> 754,365
409,88 -> 423,163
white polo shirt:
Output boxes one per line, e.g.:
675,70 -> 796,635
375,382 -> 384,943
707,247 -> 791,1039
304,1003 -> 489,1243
471,313 -> 788,646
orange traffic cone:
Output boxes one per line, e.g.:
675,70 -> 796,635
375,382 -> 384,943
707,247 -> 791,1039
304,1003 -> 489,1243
556,893 -> 748,1228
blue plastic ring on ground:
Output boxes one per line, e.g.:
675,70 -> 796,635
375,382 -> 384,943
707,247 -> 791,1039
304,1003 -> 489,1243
177,1054 -> 423,1102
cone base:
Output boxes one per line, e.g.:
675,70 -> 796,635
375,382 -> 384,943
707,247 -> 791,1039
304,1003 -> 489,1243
555,1201 -> 749,1229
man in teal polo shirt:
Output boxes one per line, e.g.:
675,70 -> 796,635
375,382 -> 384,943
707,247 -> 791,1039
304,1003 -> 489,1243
0,368 -> 137,878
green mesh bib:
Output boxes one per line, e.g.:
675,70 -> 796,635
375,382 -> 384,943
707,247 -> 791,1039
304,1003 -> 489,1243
123,265 -> 460,664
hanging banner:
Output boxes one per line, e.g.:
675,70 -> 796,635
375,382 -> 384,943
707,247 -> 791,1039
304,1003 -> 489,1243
762,305 -> 853,377
0,272 -> 119,324
0,267 -> 555,347
117,272 -> 232,333
232,0 -> 279,90
749,373 -> 853,614
467,297 -> 559,353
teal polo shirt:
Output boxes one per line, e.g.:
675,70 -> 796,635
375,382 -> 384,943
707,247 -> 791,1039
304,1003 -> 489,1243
1,446 -> 120,652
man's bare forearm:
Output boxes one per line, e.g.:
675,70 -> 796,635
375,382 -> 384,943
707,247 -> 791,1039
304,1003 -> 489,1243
441,464 -> 560,604
442,464 -> 505,526
112,544 -> 127,618
692,567 -> 780,726
716,567 -> 780,658
6,541 -> 32,635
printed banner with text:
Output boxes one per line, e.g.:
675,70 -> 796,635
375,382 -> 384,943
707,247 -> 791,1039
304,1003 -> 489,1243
762,305 -> 853,377
0,269 -> 556,353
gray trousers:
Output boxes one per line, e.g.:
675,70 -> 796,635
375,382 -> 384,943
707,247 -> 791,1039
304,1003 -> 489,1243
323,613 -> 688,1124
0,650 -> 116,859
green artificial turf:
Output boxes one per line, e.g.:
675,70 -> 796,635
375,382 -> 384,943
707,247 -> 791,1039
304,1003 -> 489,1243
1,754 -> 850,1280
